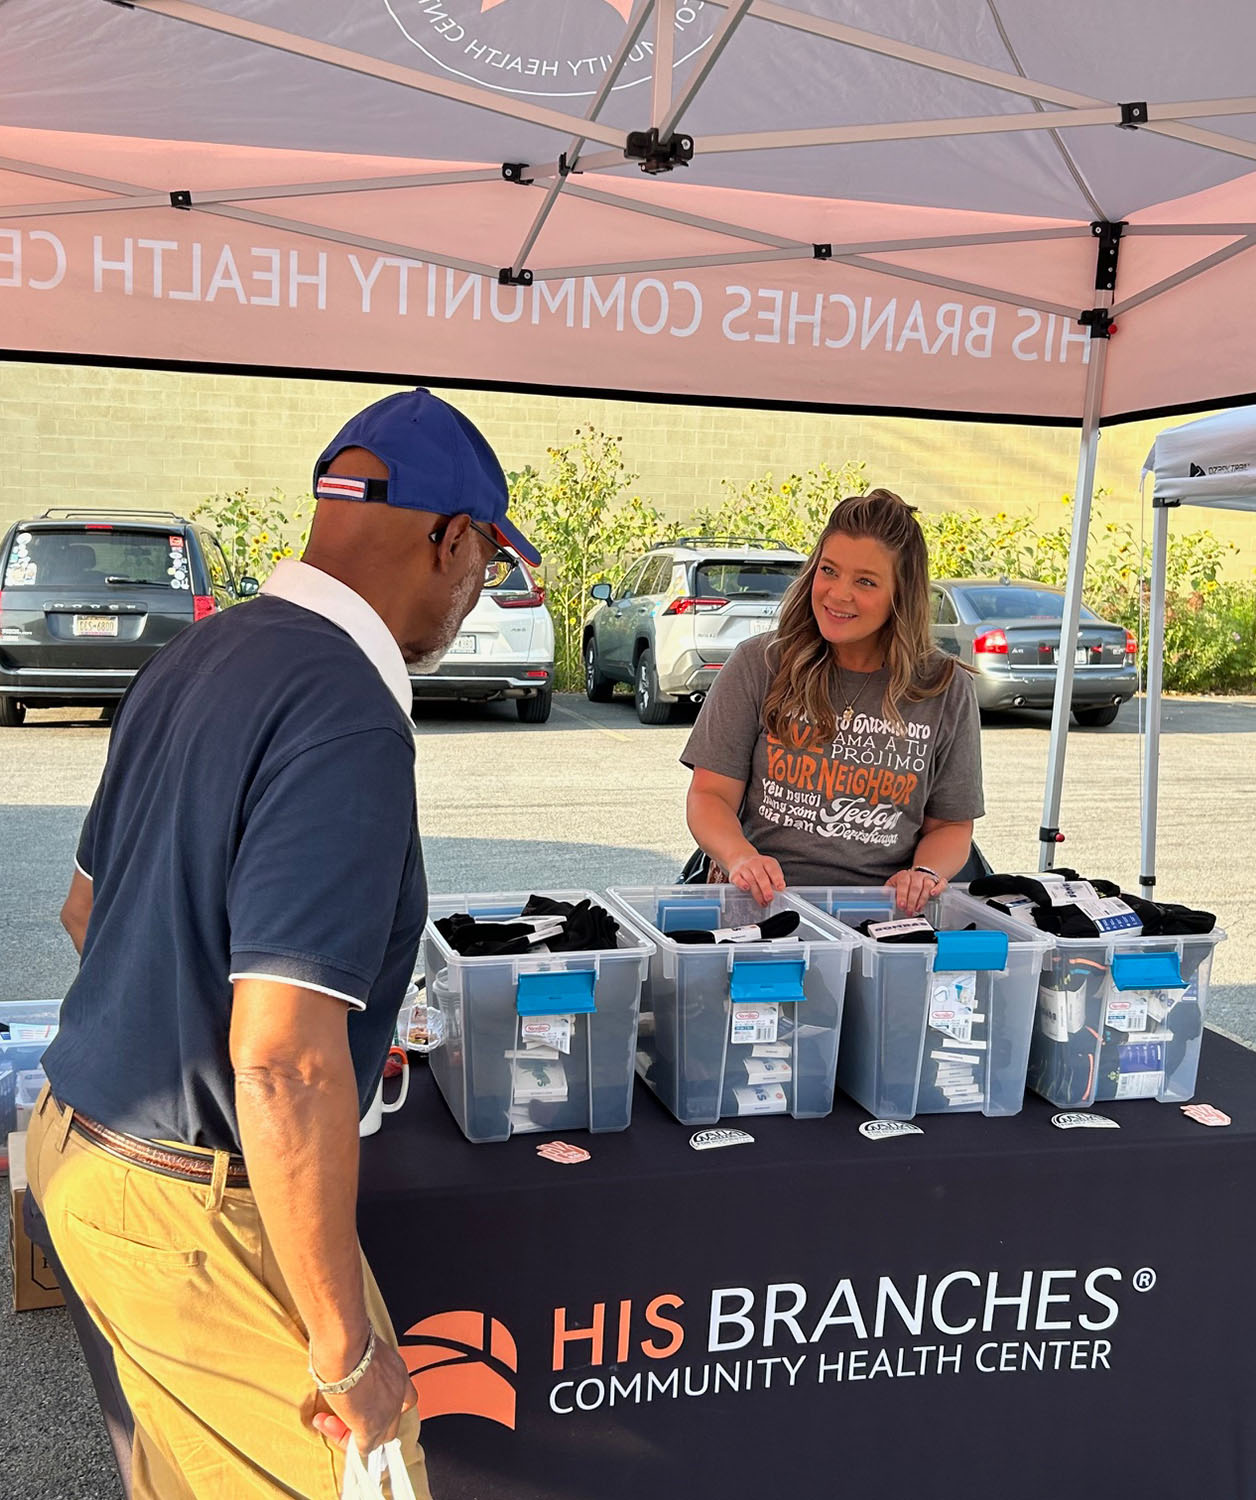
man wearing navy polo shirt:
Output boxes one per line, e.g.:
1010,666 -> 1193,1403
28,390 -> 539,1499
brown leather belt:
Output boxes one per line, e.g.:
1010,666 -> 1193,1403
71,1113 -> 250,1189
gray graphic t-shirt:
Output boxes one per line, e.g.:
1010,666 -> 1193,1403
681,634 -> 984,886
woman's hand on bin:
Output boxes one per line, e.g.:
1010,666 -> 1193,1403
727,851 -> 787,907
312,1341 -> 417,1457
885,866 -> 946,917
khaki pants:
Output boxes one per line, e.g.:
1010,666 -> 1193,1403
27,1089 -> 430,1500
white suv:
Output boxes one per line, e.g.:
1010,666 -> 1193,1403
582,538 -> 805,723
410,557 -> 555,722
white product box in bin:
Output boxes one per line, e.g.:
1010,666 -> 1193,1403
603,887 -> 856,1126
421,892 -> 654,1143
793,888 -> 1051,1121
1020,922 -> 1226,1109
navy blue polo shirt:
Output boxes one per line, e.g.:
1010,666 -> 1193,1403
42,566 -> 426,1152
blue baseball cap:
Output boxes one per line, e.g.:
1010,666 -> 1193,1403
313,389 -> 540,567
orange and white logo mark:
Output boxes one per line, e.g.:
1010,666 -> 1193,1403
401,1311 -> 519,1430
536,1140 -> 591,1164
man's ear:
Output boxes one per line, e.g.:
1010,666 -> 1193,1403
431,513 -> 474,569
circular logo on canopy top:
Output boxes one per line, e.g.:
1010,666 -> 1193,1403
383,0 -> 720,99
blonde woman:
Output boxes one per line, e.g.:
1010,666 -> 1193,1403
682,490 -> 983,914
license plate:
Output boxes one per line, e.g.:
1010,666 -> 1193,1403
448,633 -> 477,654
745,619 -> 775,637
72,615 -> 118,637
1053,646 -> 1090,666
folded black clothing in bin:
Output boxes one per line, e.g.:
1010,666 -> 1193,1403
969,872 -> 1215,938
668,911 -> 801,945
520,895 -> 620,951
437,896 -> 621,957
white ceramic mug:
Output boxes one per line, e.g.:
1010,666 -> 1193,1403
359,1047 -> 410,1138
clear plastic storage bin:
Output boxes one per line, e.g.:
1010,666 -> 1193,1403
1019,924 -> 1227,1108
793,888 -> 1052,1120
604,887 -> 856,1126
0,1000 -> 62,1165
421,892 -> 654,1143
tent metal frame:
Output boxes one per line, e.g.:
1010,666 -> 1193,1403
7,0 -> 1256,868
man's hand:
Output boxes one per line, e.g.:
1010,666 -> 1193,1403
311,1341 -> 417,1456
727,851 -> 787,907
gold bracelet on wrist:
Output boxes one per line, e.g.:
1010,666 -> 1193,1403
309,1326 -> 377,1396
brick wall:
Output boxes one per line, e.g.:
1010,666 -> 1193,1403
1,361 -> 1251,573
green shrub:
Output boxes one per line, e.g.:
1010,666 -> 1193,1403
201,443 -> 1256,696
191,487 -> 312,584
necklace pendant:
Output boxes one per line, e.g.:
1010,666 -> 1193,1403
839,707 -> 853,732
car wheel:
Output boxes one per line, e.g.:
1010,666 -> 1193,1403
516,688 -> 553,724
1073,704 -> 1120,728
634,649 -> 674,725
583,637 -> 616,702
0,698 -> 26,727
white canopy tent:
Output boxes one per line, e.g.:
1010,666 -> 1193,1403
1139,405 -> 1256,895
4,0 -> 1256,869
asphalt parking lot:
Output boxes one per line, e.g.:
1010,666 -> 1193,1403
2,690 -> 1253,1498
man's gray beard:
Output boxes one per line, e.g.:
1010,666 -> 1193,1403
407,565 -> 483,673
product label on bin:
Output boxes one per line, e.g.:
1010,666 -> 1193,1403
731,1002 -> 779,1045
520,1015 -> 573,1054
1045,880 -> 1099,905
866,916 -> 935,940
928,972 -> 977,1045
7,1023 -> 57,1042
1103,992 -> 1149,1033
1076,896 -> 1142,934
1114,1069 -> 1165,1100
1038,983 -> 1086,1042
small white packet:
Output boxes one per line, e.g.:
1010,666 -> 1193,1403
733,1083 -> 789,1116
744,1057 -> 793,1085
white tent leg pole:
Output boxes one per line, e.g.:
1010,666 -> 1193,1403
1140,502 -> 1171,897
1038,333 -> 1109,871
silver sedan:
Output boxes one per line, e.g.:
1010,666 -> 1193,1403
930,578 -> 1137,727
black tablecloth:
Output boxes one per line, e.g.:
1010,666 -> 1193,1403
35,1034 -> 1256,1500
358,1034 -> 1256,1500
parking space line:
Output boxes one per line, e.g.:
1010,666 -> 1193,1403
551,700 -> 633,741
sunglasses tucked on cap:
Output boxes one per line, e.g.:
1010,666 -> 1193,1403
312,389 -> 540,567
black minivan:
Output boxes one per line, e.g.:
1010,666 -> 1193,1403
0,509 -> 257,725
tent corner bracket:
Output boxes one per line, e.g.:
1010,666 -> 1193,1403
558,153 -> 581,178
624,129 -> 695,175
1078,307 -> 1115,338
169,190 -> 192,211
501,163 -> 533,186
1118,101 -> 1148,129
498,267 -> 534,287
813,244 -> 832,260
1090,220 -> 1127,290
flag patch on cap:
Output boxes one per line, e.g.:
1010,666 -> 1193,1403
316,476 -> 368,500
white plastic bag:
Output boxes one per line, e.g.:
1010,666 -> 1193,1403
340,1440 -> 418,1500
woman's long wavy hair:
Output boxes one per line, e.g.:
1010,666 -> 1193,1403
762,488 -> 956,741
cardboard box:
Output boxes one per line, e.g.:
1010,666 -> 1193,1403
7,1132 -> 64,1312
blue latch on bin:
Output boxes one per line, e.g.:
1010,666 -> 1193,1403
658,899 -> 721,934
729,959 -> 806,1004
934,929 -> 1009,972
516,970 -> 598,1016
1111,950 -> 1186,991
